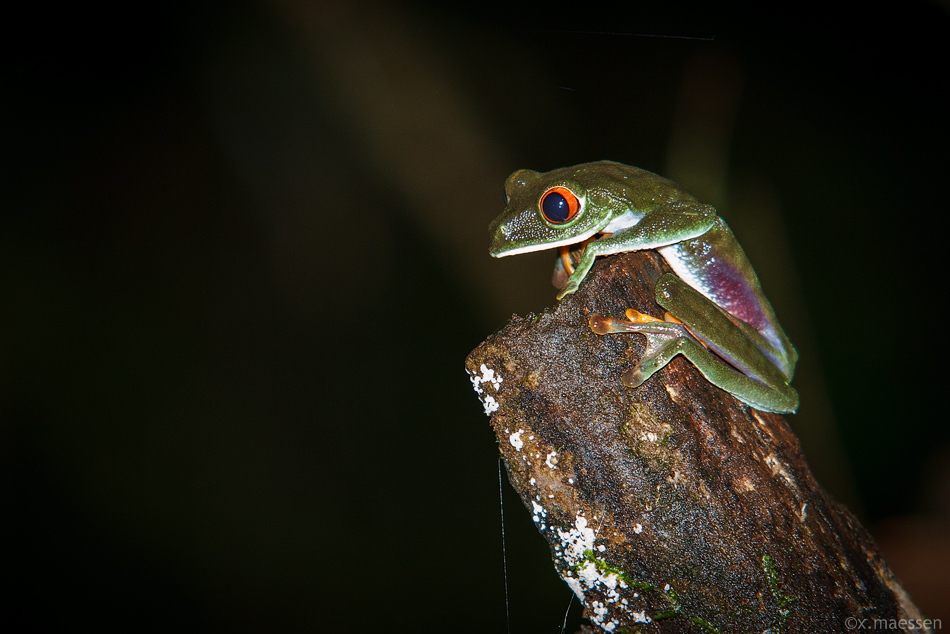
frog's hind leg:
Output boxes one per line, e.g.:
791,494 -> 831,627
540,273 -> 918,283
652,274 -> 792,388
589,310 -> 799,413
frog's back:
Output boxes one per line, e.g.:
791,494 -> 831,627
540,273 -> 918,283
543,161 -> 695,210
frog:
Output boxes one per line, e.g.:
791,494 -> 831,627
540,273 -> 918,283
488,160 -> 798,413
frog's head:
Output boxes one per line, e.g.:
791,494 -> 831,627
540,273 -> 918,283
489,165 -> 614,258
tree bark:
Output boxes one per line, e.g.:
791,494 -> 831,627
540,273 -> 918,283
466,251 -> 928,633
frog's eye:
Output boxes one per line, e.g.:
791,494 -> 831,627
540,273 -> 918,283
502,189 -> 509,206
540,187 -> 580,224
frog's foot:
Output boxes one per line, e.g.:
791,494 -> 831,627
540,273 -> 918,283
590,312 -> 688,387
553,233 -> 613,299
556,258 -> 593,299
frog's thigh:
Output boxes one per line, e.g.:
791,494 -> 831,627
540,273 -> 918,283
654,274 -> 788,387
651,275 -> 797,412
653,274 -> 743,349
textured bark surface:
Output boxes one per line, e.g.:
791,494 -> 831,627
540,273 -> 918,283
466,251 -> 927,633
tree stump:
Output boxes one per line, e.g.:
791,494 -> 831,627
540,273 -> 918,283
466,251 -> 928,633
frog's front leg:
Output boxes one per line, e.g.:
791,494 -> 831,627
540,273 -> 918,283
557,203 -> 717,299
590,275 -> 798,413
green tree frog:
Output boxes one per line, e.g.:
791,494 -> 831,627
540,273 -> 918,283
489,161 -> 798,413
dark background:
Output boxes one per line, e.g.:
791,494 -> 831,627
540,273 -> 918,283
3,1 -> 948,631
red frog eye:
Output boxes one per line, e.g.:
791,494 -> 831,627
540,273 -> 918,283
540,187 -> 579,223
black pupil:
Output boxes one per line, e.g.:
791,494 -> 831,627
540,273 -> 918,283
542,191 -> 571,222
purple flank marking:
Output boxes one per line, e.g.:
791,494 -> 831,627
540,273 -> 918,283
705,260 -> 785,359
706,263 -> 766,329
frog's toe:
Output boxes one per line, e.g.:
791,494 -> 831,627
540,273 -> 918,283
622,366 -> 649,388
556,282 -> 579,300
589,314 -> 614,335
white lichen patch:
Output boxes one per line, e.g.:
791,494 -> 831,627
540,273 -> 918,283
632,610 -> 652,623
531,500 -> 548,530
473,363 -> 502,390
641,431 -> 659,442
468,363 -> 504,415
557,513 -> 596,565
633,523 -> 643,534
509,430 -> 524,451
564,577 -> 586,601
531,500 -> 545,519
590,601 -> 618,631
555,512 -> 641,630
545,451 -> 559,469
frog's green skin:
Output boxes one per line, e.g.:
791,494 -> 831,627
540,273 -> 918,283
489,161 -> 798,413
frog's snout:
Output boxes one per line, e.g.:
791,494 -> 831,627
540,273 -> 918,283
488,219 -> 510,258
488,235 -> 506,258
